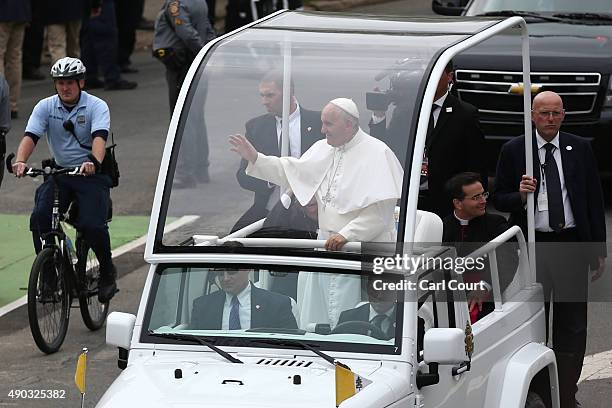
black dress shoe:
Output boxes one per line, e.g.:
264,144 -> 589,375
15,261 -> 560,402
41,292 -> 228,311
10,110 -> 18,119
120,65 -> 139,74
105,79 -> 138,90
85,78 -> 105,89
23,68 -> 45,80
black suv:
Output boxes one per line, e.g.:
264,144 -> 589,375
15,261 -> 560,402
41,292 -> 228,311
433,0 -> 612,176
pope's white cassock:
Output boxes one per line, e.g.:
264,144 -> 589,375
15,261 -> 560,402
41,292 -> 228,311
246,121 -> 403,328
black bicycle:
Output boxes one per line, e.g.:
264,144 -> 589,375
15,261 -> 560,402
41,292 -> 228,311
6,153 -> 110,354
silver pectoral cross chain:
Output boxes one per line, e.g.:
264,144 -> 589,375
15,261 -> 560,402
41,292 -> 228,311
322,148 -> 344,210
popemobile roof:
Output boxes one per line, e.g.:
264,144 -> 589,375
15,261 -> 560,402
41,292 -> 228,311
256,11 -> 503,36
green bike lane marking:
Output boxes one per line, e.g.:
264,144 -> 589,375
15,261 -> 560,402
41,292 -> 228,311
0,214 -> 151,309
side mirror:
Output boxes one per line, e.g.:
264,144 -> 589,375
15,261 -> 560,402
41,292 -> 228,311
423,328 -> 468,365
432,0 -> 466,16
106,312 -> 136,349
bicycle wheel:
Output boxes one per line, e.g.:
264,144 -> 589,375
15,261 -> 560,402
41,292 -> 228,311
27,247 -> 70,354
76,238 -> 109,330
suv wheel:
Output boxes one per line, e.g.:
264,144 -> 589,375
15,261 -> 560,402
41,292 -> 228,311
525,391 -> 546,408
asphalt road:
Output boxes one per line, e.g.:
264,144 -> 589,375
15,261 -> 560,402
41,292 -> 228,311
0,1 -> 611,406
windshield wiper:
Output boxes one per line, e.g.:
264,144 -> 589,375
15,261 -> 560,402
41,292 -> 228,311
148,331 -> 243,364
553,12 -> 612,22
247,338 -> 342,368
477,10 -> 563,23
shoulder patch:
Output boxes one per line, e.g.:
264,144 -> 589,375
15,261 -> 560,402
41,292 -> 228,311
168,1 -> 180,17
175,18 -> 182,25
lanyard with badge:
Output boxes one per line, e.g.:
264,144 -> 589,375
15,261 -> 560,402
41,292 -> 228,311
537,149 -> 549,212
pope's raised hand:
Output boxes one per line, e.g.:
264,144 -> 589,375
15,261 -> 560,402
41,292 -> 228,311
229,134 -> 258,164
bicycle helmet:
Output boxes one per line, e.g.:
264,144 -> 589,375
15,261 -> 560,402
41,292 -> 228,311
50,57 -> 86,80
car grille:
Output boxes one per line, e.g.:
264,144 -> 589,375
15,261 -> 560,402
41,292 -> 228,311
455,70 -> 601,123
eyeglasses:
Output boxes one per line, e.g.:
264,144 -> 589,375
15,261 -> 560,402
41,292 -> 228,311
534,110 -> 563,118
464,191 -> 489,201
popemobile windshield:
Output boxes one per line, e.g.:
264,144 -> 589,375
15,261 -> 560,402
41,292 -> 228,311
98,11 -> 560,408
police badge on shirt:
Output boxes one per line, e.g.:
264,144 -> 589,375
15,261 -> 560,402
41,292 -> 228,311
76,115 -> 86,127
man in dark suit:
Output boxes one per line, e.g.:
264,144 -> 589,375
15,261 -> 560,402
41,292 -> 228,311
232,71 -> 324,232
336,275 -> 398,340
191,269 -> 298,330
442,172 -> 516,322
370,60 -> 486,218
493,91 -> 606,408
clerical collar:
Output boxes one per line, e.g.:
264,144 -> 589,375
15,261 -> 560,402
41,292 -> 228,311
453,210 -> 470,226
275,103 -> 300,123
535,130 -> 560,151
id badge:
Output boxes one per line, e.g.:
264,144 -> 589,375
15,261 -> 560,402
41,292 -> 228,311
537,191 -> 548,212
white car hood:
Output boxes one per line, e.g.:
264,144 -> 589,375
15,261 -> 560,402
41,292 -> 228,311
96,355 -> 410,407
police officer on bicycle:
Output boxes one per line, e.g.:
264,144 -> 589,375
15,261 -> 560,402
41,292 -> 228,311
12,57 -> 118,303
0,72 -> 9,188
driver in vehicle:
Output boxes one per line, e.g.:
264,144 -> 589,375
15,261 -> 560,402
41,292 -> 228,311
336,274 -> 398,340
190,269 -> 298,330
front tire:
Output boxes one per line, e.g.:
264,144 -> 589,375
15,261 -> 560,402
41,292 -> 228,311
27,247 -> 70,354
525,391 -> 547,408
76,238 -> 108,331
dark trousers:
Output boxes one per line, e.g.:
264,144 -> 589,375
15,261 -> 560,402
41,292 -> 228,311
115,0 -> 140,67
536,229 -> 588,408
81,0 -> 121,83
23,0 -> 45,70
30,174 -> 113,274
171,67 -> 210,180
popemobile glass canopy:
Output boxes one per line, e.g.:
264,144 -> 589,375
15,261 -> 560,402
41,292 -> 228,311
147,11 -> 527,259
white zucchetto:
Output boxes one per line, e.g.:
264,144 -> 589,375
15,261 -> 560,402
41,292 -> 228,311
329,98 -> 360,119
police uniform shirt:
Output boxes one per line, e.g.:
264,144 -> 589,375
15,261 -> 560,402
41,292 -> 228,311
153,0 -> 216,54
221,282 -> 252,330
534,131 -> 576,232
25,92 -> 110,168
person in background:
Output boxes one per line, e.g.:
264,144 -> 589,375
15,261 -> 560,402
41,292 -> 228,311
81,0 -> 138,91
153,0 -> 216,112
231,71 -> 323,231
46,0 -> 84,64
0,0 -> 30,119
0,72 -> 10,188
22,0 -> 45,81
115,0 -> 141,73
369,60 -> 486,218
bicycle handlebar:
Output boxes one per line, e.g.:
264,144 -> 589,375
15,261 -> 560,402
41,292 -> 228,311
5,153 -> 80,177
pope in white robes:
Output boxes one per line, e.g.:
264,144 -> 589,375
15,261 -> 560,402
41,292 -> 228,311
230,98 -> 404,327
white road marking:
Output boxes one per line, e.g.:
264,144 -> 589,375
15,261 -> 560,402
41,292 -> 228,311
0,215 -> 199,318
580,349 -> 612,383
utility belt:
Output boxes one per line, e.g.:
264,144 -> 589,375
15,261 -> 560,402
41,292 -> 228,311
152,47 -> 196,71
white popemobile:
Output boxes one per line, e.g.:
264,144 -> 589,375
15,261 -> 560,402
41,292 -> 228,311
97,10 -> 558,408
